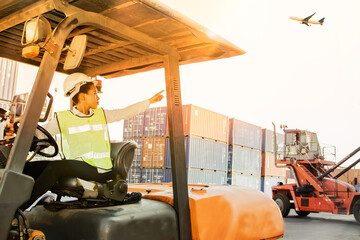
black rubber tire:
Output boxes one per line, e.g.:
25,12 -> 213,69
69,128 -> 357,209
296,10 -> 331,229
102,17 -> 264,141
295,210 -> 310,217
273,193 -> 291,217
353,199 -> 360,223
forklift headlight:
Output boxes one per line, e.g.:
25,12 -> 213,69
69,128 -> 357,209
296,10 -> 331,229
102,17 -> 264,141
22,17 -> 48,45
21,16 -> 51,58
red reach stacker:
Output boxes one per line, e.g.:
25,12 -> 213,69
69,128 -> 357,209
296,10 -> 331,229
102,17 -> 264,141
271,123 -> 360,222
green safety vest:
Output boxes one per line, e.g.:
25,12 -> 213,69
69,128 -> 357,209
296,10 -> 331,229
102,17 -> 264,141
55,108 -> 113,170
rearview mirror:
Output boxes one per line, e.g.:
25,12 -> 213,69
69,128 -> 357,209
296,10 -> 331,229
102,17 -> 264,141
63,35 -> 87,70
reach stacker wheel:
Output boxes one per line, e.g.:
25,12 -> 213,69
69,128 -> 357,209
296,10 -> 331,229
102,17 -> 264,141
295,210 -> 310,217
353,199 -> 360,223
273,193 -> 290,217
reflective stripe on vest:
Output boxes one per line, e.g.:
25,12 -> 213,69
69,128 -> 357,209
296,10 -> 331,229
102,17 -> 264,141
55,108 -> 112,170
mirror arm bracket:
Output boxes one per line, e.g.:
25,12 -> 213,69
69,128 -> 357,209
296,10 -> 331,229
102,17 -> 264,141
43,38 -> 58,56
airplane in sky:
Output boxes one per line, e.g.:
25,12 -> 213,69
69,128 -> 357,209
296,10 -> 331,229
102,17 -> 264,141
289,12 -> 325,26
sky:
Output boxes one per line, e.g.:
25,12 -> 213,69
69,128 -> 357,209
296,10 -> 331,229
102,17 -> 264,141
16,0 -> 360,165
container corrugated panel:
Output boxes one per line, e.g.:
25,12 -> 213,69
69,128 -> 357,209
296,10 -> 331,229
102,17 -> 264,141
164,168 -> 227,184
261,152 -> 287,178
228,145 -> 261,175
144,107 -> 167,137
188,168 -> 227,184
165,137 -> 189,169
123,112 -> 145,138
142,137 -> 166,168
185,105 -> 228,143
229,118 -> 261,149
262,176 -> 286,198
230,172 -> 261,190
121,137 -> 143,168
164,168 -> 172,183
285,168 -> 295,179
166,105 -> 229,143
128,167 -> 142,184
165,136 -> 228,171
0,58 -> 18,101
261,128 -> 285,154
141,168 -> 165,183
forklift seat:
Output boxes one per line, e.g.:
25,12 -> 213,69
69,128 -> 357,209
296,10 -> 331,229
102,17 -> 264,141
51,141 -> 138,202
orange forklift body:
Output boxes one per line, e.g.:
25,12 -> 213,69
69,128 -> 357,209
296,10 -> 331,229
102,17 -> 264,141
130,183 -> 284,240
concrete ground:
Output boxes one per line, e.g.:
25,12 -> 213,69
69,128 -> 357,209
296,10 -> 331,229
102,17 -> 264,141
282,209 -> 360,240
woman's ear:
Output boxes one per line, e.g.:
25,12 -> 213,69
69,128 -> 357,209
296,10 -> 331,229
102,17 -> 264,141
78,92 -> 86,103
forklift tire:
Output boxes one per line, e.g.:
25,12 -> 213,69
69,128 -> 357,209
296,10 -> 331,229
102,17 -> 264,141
353,199 -> 360,223
273,193 -> 291,217
295,210 -> 310,217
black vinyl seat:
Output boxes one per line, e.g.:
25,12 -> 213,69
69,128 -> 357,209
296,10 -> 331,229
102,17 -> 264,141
51,141 -> 138,202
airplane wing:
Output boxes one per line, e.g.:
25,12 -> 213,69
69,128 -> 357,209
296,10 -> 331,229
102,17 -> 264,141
303,12 -> 316,22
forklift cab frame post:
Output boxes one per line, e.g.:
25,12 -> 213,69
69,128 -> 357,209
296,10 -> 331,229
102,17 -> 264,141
0,10 -> 192,240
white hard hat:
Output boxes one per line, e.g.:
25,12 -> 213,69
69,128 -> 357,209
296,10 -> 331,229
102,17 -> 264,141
63,72 -> 93,98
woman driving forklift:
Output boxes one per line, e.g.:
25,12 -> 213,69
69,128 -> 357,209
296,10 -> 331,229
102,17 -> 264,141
21,72 -> 164,210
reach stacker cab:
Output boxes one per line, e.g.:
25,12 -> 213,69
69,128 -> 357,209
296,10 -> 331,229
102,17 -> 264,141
0,1 -> 284,239
272,124 -> 360,223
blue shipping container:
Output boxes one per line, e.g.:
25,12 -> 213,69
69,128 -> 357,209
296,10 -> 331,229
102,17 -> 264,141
165,168 -> 227,185
165,136 -> 228,171
128,167 -> 141,184
141,168 -> 165,183
123,113 -> 145,138
229,118 -> 262,150
144,107 -> 167,137
261,128 -> 285,154
228,145 -> 261,175
122,137 -> 143,168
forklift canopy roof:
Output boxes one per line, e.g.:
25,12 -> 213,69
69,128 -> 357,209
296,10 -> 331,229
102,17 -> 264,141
0,0 -> 245,78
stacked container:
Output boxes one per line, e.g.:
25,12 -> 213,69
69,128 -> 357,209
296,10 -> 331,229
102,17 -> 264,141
142,137 -> 166,168
261,128 -> 287,197
140,107 -> 167,183
165,105 -> 229,184
123,112 -> 145,139
123,113 -> 145,184
228,119 -> 262,190
0,58 -> 18,103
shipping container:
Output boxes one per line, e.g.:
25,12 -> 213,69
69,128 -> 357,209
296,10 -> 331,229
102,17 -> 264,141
261,152 -> 287,178
128,167 -> 141,184
261,176 -> 286,198
144,107 -> 167,137
142,137 -> 166,168
164,168 -> 227,185
333,168 -> 360,184
228,145 -> 261,175
0,58 -> 18,102
166,105 -> 229,143
121,138 -> 143,168
285,168 -> 294,180
261,128 -> 285,154
347,169 -> 360,185
123,112 -> 145,138
165,136 -> 228,171
141,168 -> 165,183
228,172 -> 261,190
229,118 -> 261,150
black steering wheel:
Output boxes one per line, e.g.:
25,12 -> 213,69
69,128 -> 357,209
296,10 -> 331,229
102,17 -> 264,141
6,123 -> 58,158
